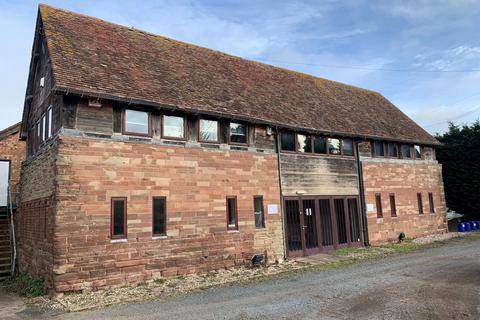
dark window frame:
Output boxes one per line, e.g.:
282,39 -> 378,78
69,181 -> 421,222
313,135 -> 327,154
375,193 -> 383,218
327,137 -> 342,155
253,195 -> 265,229
428,192 -> 435,213
226,196 -> 238,231
122,108 -> 152,137
296,133 -> 312,153
198,118 -> 220,143
280,131 -> 297,152
228,122 -> 249,146
401,144 -> 412,159
414,145 -> 423,159
387,142 -> 399,158
152,196 -> 167,236
111,197 -> 127,240
372,141 -> 386,157
161,114 -> 187,141
417,193 -> 424,214
389,193 -> 397,217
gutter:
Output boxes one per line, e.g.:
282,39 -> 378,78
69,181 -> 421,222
274,126 -> 288,261
354,141 -> 369,246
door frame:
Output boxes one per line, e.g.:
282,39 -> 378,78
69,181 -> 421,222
284,195 -> 363,258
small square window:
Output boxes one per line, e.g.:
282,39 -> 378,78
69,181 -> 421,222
297,134 -> 312,153
342,139 -> 354,156
163,115 -> 185,139
387,143 -> 398,158
230,123 -> 248,144
313,136 -> 327,154
414,145 -> 422,159
401,145 -> 411,158
199,119 -> 218,142
125,109 -> 149,135
328,138 -> 341,155
281,132 -> 295,151
374,141 -> 385,157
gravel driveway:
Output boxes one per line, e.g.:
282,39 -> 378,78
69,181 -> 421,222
18,236 -> 480,320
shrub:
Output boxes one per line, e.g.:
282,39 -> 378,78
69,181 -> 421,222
4,273 -> 45,297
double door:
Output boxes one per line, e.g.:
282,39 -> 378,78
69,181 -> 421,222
284,196 -> 362,257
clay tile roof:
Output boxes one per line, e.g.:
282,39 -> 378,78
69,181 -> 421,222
0,122 -> 21,141
38,4 -> 438,145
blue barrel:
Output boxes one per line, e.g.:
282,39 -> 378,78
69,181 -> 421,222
471,221 -> 478,229
476,221 -> 480,230
465,222 -> 472,232
457,223 -> 466,232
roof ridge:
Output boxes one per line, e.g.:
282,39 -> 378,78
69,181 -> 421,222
0,122 -> 21,140
38,3 -> 379,96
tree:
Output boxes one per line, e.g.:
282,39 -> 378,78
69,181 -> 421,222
436,121 -> 480,219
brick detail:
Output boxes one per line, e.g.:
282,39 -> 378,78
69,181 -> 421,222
15,197 -> 55,289
0,130 -> 25,204
362,160 -> 447,243
53,135 -> 283,292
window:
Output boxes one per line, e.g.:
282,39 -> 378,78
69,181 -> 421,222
297,134 -> 312,153
389,194 -> 397,217
414,145 -> 422,159
111,197 -> 127,239
313,136 -> 327,154
230,123 -> 248,144
162,115 -> 185,139
387,143 -> 398,158
41,115 -> 46,141
199,119 -> 218,142
125,109 -> 149,135
36,120 -> 42,143
417,193 -> 424,214
428,192 -> 435,213
253,196 -> 265,228
47,107 -> 53,138
281,131 -> 295,151
328,138 -> 341,155
226,196 -> 238,230
374,141 -> 385,157
152,197 -> 167,236
342,139 -> 354,156
401,145 -> 411,158
375,193 -> 383,218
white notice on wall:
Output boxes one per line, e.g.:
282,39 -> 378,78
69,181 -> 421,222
367,203 -> 375,212
267,204 -> 278,215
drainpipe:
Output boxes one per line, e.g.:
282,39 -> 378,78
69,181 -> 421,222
8,186 -> 16,275
274,126 -> 288,261
354,141 -> 370,246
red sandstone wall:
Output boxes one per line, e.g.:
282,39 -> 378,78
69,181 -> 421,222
53,135 -> 284,292
362,160 -> 447,243
0,128 -> 25,204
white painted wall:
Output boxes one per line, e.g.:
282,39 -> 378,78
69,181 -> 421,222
0,161 -> 9,206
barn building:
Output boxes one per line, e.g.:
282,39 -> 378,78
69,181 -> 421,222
15,5 -> 447,293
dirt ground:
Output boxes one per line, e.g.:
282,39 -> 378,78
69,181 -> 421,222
2,234 -> 479,319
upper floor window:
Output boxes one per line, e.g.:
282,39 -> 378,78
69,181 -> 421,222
47,107 -> 53,139
401,145 -> 411,158
387,143 -> 398,158
125,109 -> 149,135
281,131 -> 295,151
36,120 -> 42,142
199,119 -> 218,142
297,134 -> 312,153
328,138 -> 341,155
374,141 -> 385,157
414,145 -> 422,159
313,136 -> 327,154
230,123 -> 248,144
162,115 -> 185,139
342,139 -> 354,156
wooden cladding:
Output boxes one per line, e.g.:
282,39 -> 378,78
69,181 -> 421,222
281,131 -> 354,157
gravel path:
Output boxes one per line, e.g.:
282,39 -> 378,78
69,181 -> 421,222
18,236 -> 480,319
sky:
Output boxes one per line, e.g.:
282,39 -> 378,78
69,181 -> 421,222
1,0 -> 480,135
